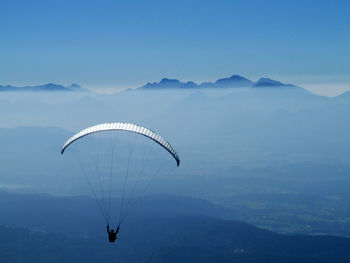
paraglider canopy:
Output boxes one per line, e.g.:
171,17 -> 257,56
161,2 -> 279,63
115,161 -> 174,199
61,122 -> 180,167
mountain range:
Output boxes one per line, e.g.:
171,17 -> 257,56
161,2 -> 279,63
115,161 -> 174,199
140,75 -> 299,90
0,75 -> 298,92
0,83 -> 84,92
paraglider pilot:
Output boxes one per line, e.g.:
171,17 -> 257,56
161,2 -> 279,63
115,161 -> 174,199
107,224 -> 120,242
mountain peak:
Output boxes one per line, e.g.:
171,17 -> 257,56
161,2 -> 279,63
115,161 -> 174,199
253,77 -> 297,88
159,78 -> 181,86
214,75 -> 253,87
39,83 -> 66,90
68,83 -> 82,90
255,78 -> 283,87
140,78 -> 189,89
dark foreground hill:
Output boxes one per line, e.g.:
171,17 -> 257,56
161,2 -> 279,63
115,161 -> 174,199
1,218 -> 350,263
1,192 -> 350,262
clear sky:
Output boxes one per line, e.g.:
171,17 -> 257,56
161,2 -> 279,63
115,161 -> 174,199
1,0 -> 349,95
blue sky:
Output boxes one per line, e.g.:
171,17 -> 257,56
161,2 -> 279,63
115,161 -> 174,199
1,0 -> 349,95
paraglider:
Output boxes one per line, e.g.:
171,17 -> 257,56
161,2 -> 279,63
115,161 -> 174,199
107,224 -> 120,242
61,122 -> 180,242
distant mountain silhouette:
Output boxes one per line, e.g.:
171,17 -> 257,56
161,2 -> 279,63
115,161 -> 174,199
140,75 -> 300,89
0,83 -> 85,92
1,76 -> 311,92
67,83 -> 83,90
253,77 -> 298,88
214,75 -> 253,87
200,75 -> 253,88
141,78 -> 197,89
